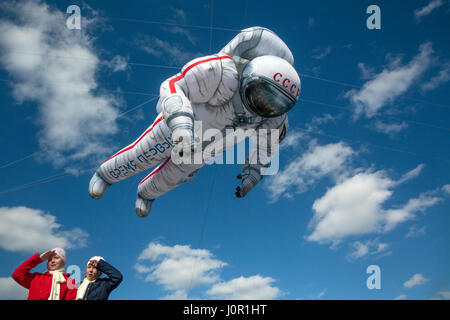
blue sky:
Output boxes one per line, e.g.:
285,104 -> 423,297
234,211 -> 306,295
0,0 -> 449,300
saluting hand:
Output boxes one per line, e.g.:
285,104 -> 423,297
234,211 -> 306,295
89,259 -> 99,267
40,250 -> 56,261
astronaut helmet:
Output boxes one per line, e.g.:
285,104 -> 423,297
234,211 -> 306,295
240,55 -> 301,118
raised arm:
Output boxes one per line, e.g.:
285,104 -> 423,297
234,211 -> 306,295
96,259 -> 123,291
11,253 -> 42,289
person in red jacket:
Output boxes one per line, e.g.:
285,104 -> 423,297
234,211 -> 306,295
12,248 -> 77,300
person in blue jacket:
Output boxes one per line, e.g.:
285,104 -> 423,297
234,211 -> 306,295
76,256 -> 123,300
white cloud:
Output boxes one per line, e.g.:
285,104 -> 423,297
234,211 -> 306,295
160,289 -> 189,300
297,142 -> 353,178
0,0 -> 121,168
206,275 -> 282,300
0,206 -> 88,253
307,171 -> 392,243
394,294 -> 407,300
312,46 -> 331,60
107,55 -> 128,72
306,167 -> 441,244
279,130 -> 305,150
405,225 -> 427,238
315,289 -> 326,299
161,26 -> 198,46
346,43 -> 434,119
422,63 -> 450,91
171,7 -> 187,22
404,274 -> 429,289
348,239 -> 389,259
434,291 -> 450,300
266,141 -> 355,202
135,34 -> 203,65
349,241 -> 370,258
281,114 -> 337,150
394,164 -> 425,186
414,0 -> 445,21
304,114 -> 338,133
135,242 -> 283,300
384,193 -> 441,232
135,242 -> 227,292
443,184 -> 450,195
373,121 -> 409,135
0,277 -> 28,300
358,62 -> 376,80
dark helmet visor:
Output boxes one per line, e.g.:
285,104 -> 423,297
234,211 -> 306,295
242,78 -> 296,118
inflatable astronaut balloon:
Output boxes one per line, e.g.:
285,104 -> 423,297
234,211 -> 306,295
89,26 -> 301,217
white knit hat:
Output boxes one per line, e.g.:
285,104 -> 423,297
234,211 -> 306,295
52,247 -> 67,265
87,256 -> 104,266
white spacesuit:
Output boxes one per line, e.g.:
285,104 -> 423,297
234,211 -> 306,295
89,26 -> 301,217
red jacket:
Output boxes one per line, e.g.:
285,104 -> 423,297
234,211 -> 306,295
12,253 -> 77,300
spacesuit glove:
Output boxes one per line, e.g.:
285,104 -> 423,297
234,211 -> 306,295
235,166 -> 262,198
171,128 -> 200,158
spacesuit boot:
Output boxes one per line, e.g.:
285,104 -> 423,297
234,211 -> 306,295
135,194 -> 154,218
88,171 -> 111,200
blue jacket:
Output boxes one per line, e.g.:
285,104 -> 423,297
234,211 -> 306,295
83,260 -> 123,300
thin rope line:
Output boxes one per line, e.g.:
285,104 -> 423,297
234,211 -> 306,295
93,176 -> 139,247
0,77 -> 158,97
300,73 -> 450,110
0,172 -> 70,195
311,131 -> 450,164
2,54 -> 449,110
187,165 -> 219,293
300,73 -> 361,89
127,62 -> 179,69
0,95 -> 158,170
243,0 -> 249,26
209,0 -> 214,54
105,16 -> 241,32
300,98 -> 450,132
0,3 -> 242,32
187,0 -> 219,294
0,51 -> 182,70
3,92 -> 449,175
0,166 -> 96,196
5,74 -> 448,133
0,151 -> 40,169
116,96 -> 159,118
3,123 -> 450,197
